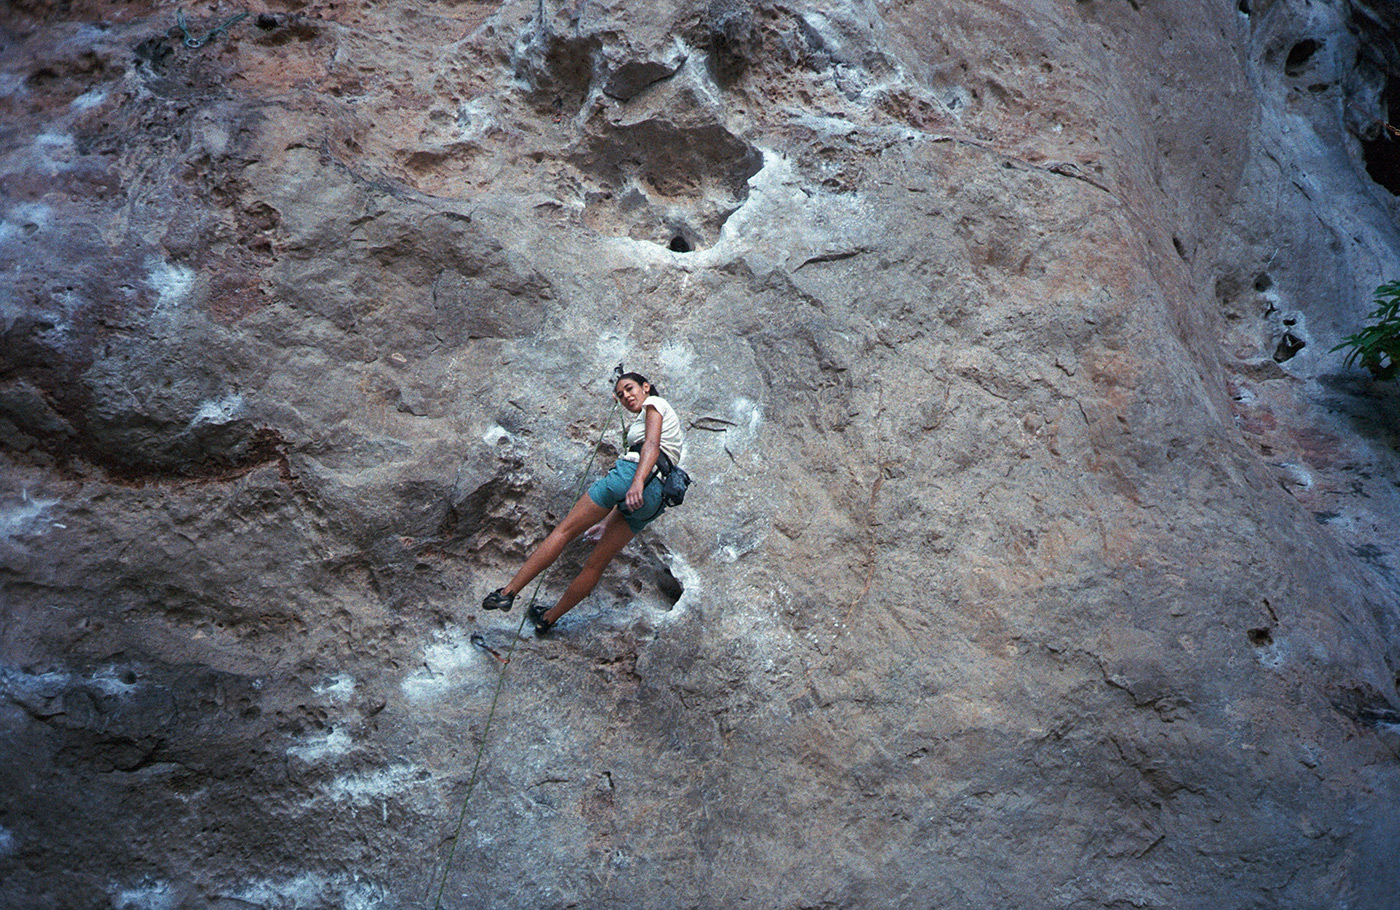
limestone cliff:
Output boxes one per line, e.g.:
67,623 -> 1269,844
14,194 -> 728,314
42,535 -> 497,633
3,1 -> 1400,908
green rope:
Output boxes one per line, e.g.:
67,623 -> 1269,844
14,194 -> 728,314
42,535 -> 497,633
428,606 -> 530,910
429,393 -> 620,910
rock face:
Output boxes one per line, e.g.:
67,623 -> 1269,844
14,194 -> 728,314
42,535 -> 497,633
3,1 -> 1400,907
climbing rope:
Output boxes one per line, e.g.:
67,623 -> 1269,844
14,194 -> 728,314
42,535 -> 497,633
428,606 -> 531,910
1345,100 -> 1400,139
174,8 -> 248,49
428,382 -> 622,910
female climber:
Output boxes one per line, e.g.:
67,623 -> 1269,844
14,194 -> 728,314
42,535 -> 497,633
480,371 -> 685,634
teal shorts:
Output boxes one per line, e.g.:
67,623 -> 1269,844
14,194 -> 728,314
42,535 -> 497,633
589,459 -> 665,533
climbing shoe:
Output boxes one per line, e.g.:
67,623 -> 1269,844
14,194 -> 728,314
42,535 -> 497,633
527,602 -> 554,635
481,588 -> 515,612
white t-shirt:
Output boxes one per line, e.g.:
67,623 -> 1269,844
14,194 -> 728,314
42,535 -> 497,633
621,395 -> 684,466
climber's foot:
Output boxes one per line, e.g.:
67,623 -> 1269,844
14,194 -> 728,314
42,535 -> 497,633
481,588 -> 516,612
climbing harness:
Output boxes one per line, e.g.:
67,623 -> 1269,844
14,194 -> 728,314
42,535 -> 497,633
428,381 -> 621,910
625,441 -> 692,508
174,8 -> 248,49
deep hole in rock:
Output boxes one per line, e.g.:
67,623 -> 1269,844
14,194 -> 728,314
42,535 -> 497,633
1274,332 -> 1306,362
656,565 -> 684,604
1285,39 -> 1321,78
1253,272 -> 1272,292
1362,79 -> 1400,195
669,235 -> 692,253
1238,0 -> 1251,14
1247,627 -> 1273,647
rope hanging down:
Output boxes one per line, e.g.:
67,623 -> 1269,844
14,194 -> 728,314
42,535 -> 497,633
1345,100 -> 1400,140
427,382 -> 622,910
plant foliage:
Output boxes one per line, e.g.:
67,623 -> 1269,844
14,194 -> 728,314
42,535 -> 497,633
1332,280 -> 1400,380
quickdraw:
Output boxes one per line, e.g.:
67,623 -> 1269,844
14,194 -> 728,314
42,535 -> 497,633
468,632 -> 509,666
174,9 -> 248,49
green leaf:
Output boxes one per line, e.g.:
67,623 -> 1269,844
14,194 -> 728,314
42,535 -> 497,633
1331,280 -> 1400,380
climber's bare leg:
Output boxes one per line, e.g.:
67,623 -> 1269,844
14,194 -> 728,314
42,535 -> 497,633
501,493 -> 611,596
542,510 -> 635,624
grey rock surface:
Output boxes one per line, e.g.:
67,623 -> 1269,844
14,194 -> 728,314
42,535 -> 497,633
2,1 -> 1400,908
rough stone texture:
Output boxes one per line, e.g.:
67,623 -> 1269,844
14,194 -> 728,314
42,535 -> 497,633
2,1 -> 1400,908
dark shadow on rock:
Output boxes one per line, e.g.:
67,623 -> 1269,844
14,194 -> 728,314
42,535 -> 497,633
1315,373 -> 1400,452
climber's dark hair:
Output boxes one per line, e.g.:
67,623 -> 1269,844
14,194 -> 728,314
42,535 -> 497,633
615,371 -> 659,397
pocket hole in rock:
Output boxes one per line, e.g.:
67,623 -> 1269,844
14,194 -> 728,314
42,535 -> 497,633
1247,627 -> 1273,647
1253,273 -> 1272,292
1274,332 -> 1306,362
656,566 -> 684,604
1285,39 -> 1321,78
669,235 -> 692,253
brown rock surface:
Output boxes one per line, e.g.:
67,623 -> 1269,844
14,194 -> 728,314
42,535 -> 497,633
2,1 -> 1400,908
